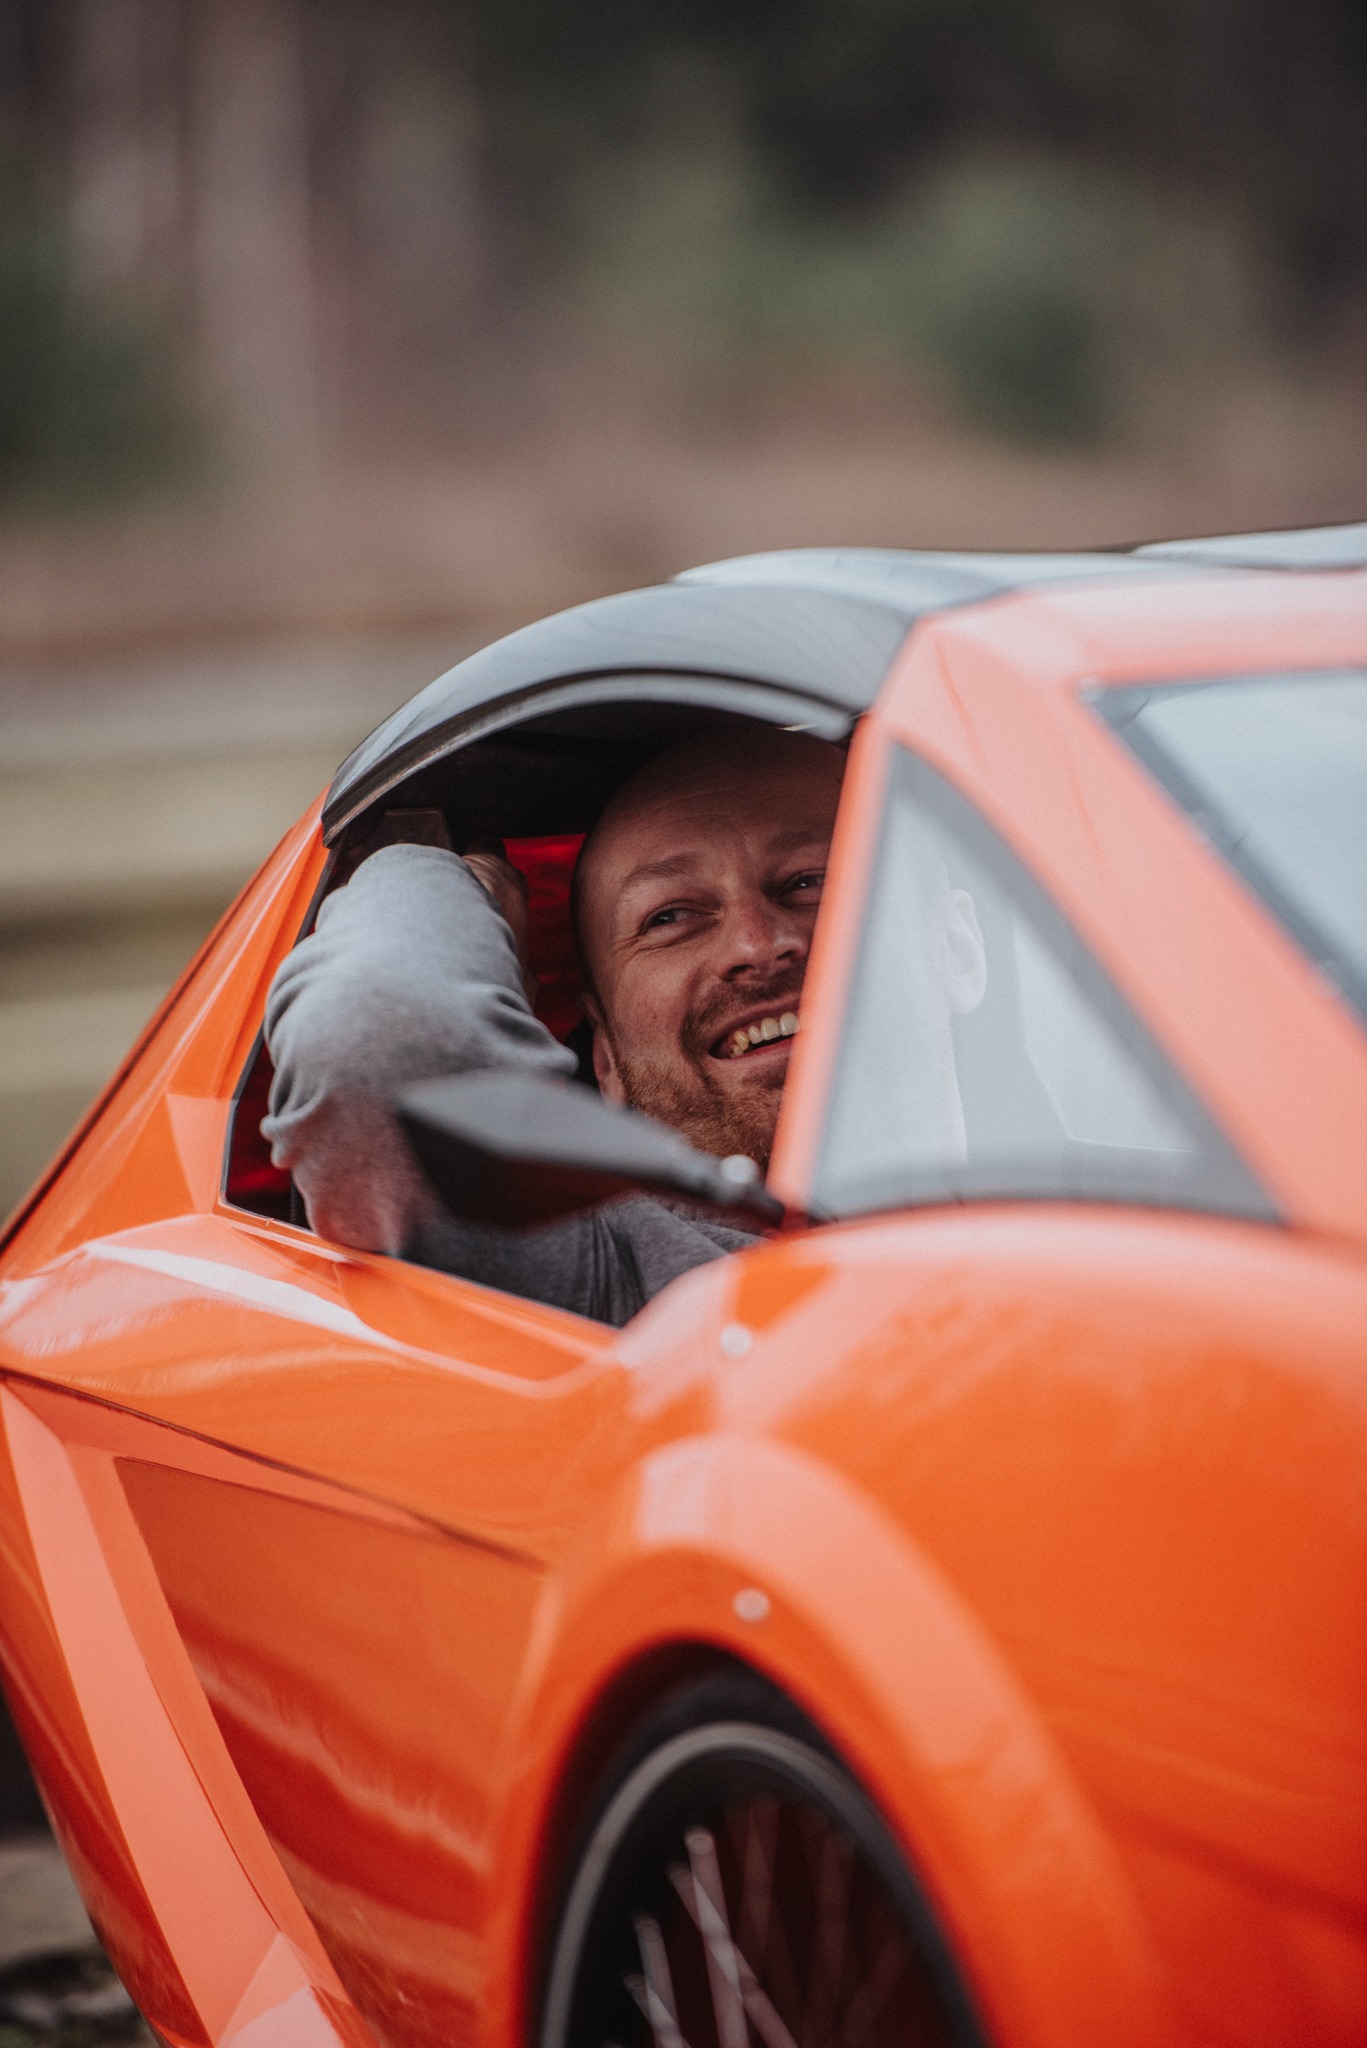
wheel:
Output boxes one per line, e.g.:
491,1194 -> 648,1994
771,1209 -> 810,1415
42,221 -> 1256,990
539,1674 -> 982,2048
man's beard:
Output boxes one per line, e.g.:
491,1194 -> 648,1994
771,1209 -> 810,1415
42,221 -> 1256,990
606,969 -> 802,1172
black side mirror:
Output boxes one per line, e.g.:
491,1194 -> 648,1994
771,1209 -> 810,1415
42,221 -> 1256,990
398,1071 -> 784,1230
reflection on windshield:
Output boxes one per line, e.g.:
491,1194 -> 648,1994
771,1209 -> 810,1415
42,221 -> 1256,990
815,748 -> 1269,1223
1097,671 -> 1367,1023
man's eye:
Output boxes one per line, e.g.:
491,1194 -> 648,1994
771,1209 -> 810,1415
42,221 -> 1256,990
785,870 -> 825,898
643,904 -> 687,931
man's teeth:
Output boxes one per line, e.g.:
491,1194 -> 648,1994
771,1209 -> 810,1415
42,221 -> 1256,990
727,1012 -> 800,1057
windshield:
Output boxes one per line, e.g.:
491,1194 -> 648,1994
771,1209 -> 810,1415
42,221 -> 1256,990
1095,671 -> 1367,1024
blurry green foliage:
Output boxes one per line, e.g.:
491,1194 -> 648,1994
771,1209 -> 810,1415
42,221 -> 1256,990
452,0 -> 1367,287
442,0 -> 1367,441
567,136 -> 1257,444
938,278 -> 1102,440
0,190 -> 191,506
872,160 -> 1114,441
5,0 -> 1362,467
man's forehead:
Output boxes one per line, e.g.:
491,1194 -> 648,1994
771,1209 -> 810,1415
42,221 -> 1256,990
616,761 -> 830,824
600,736 -> 840,837
615,819 -> 833,892
572,729 -> 844,945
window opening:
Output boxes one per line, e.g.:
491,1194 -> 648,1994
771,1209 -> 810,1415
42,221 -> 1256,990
505,833 -> 584,1043
223,1033 -> 294,1221
224,832 -> 592,1221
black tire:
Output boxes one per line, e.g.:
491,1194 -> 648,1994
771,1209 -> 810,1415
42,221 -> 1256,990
539,1673 -> 984,2048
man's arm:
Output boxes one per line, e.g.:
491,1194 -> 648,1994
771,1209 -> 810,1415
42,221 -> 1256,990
263,843 -> 576,1256
262,840 -> 755,1325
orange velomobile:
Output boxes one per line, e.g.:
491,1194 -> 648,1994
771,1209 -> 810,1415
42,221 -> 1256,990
1,527 -> 1365,2048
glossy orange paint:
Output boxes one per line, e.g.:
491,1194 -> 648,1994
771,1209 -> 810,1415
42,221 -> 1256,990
0,569 -> 1364,2048
771,567 -> 1367,1232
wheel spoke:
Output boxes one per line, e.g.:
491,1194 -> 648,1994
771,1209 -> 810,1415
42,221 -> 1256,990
669,1838 -> 800,2048
833,1932 -> 908,2048
731,1798 -> 801,2030
629,1914 -> 692,2048
804,1827 -> 852,2048
681,1827 -> 750,2048
546,1713 -> 962,2048
734,1798 -> 776,1967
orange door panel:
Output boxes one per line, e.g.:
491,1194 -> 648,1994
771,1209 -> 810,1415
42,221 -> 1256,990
0,1199 -> 628,2047
0,1383 -> 371,2048
121,1457 -> 542,2048
0,1209 -> 617,1551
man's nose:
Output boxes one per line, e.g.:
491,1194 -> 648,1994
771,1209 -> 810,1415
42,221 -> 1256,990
716,891 -> 806,979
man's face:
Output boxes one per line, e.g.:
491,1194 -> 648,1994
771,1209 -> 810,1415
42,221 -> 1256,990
575,731 -> 845,1168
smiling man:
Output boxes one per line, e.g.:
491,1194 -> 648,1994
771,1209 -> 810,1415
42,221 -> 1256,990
574,728 -> 842,1169
262,726 -> 846,1324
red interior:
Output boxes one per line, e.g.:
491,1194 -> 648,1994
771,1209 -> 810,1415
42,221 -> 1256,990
225,1034 -> 292,1218
505,832 -> 585,1042
227,833 -> 587,1216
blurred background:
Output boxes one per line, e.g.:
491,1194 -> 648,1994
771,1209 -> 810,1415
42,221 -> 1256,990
0,0 -> 1364,2013
3,0 -> 1367,1221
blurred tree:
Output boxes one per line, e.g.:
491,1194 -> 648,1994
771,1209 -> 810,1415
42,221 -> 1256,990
451,0 -> 1367,302
0,0 -> 195,500
0,169 -> 190,501
0,0 -> 501,477
2,0 -> 1365,477
1032,0 -> 1367,304
435,0 -> 1367,442
190,0 -> 322,472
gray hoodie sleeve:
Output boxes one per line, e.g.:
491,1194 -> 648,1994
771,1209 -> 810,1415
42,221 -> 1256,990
262,843 -> 755,1324
263,844 -> 576,1257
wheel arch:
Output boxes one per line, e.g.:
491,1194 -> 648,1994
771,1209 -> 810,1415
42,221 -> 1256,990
487,1431 -> 1176,2048
522,1641 -> 761,2031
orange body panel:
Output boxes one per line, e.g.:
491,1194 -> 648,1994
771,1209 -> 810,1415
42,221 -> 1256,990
773,569 -> 1367,1233
1,573 -> 1365,2048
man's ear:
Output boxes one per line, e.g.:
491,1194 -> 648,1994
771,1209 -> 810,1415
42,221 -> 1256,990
580,990 -> 627,1106
943,889 -> 987,1015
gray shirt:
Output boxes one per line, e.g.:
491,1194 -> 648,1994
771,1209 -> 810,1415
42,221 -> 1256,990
263,844 -> 757,1325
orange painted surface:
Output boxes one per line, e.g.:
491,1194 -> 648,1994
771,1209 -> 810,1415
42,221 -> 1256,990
772,568 -> 1367,1232
0,571 -> 1364,2047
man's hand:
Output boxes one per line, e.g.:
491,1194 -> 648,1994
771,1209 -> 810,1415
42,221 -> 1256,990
462,839 -> 538,1006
